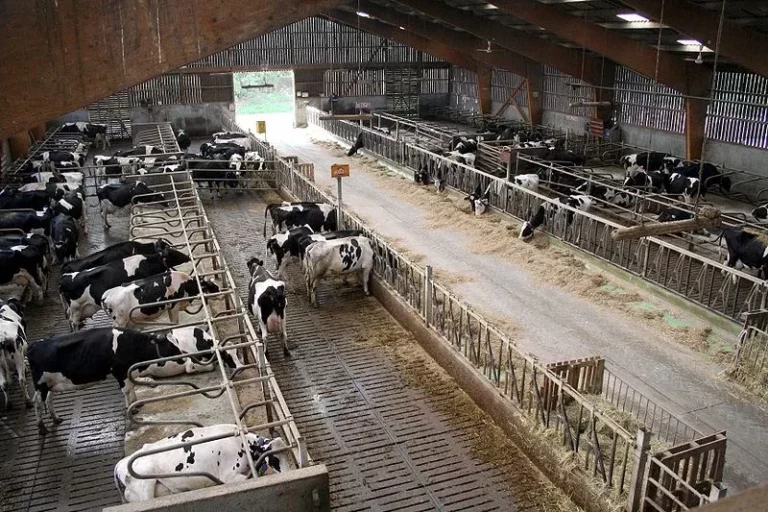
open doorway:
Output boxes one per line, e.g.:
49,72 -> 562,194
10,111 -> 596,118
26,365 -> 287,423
234,70 -> 295,137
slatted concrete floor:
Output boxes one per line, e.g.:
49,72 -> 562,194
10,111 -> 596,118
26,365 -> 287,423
208,194 -> 519,512
0,195 -> 129,512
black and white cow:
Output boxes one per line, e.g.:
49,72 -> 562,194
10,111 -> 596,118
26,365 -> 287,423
114,425 -> 289,502
519,195 -> 593,241
0,248 -> 45,303
247,258 -> 288,358
0,208 -> 53,236
176,130 -> 191,151
131,326 -> 239,379
0,299 -> 31,409
23,170 -> 85,189
677,162 -> 731,194
62,239 -> 171,273
52,190 -> 87,233
512,174 -> 539,191
26,326 -> 210,434
303,236 -> 374,306
262,202 -> 337,237
244,151 -> 266,170
102,271 -> 220,327
97,181 -> 165,228
573,182 -> 635,208
620,152 -> 681,174
59,122 -> 107,140
623,170 -> 665,193
42,144 -> 86,167
347,132 -> 364,157
721,228 -> 768,282
0,233 -> 51,271
543,149 -> 586,167
658,208 -> 694,223
117,145 -> 164,157
51,213 -> 79,263
59,248 -> 190,330
664,173 -> 701,203
465,183 -> 492,215
191,160 -> 239,199
752,204 -> 768,223
266,228 -> 363,278
0,188 -> 53,210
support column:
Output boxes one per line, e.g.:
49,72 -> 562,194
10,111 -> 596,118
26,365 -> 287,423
526,63 -> 543,127
686,97 -> 708,161
477,65 -> 493,115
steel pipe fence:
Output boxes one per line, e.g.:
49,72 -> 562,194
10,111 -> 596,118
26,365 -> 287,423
117,169 -> 307,493
5,125 -> 90,177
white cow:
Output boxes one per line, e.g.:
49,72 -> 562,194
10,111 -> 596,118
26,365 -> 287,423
303,236 -> 374,306
114,424 -> 289,503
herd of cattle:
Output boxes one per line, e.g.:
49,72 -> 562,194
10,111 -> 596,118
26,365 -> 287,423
0,127 -> 304,503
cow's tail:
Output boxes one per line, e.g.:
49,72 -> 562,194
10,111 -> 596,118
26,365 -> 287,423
263,204 -> 271,237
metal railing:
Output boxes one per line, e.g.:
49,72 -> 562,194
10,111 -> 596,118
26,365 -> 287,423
307,106 -> 768,325
117,169 -> 306,492
728,310 -> 768,392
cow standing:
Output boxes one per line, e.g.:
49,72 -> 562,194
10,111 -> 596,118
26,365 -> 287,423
114,425 -> 289,502
97,181 -> 165,228
721,228 -> 768,282
262,202 -> 337,237
27,327 -> 211,434
303,236 -> 374,306
51,213 -> 79,262
0,299 -> 31,409
247,258 -> 289,358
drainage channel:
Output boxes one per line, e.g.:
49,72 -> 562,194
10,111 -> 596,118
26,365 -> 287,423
207,194 -> 518,512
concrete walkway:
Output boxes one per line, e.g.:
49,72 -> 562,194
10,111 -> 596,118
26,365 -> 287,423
262,120 -> 767,492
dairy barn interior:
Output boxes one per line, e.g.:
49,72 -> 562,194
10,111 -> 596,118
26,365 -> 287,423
3,1 -> 768,511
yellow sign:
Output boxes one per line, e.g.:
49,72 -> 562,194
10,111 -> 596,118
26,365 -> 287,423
256,121 -> 266,134
331,164 -> 350,178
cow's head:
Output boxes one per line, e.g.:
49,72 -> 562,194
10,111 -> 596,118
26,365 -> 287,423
247,257 -> 265,276
229,153 -> 243,171
266,238 -> 285,268
248,436 -> 290,475
2,297 -> 24,317
131,181 -> 166,205
161,247 -> 191,269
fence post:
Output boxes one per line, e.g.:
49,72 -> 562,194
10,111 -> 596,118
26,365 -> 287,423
628,428 -> 651,512
424,265 -> 433,322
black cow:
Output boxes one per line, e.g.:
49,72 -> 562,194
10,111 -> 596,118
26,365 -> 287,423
0,209 -> 53,236
0,233 -> 51,270
262,202 -> 337,237
722,228 -> 768,280
59,248 -> 190,330
677,162 -> 731,194
27,327 -> 208,434
42,147 -> 86,167
191,160 -> 239,199
0,247 -> 45,302
97,181 -> 165,228
247,258 -> 288,359
51,213 -> 79,263
62,239 -> 171,274
116,145 -> 164,156
176,130 -> 191,151
658,208 -> 694,223
543,149 -> 586,166
0,188 -> 53,210
347,132 -> 364,157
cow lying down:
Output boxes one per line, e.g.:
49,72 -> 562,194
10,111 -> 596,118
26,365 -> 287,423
114,424 -> 289,503
27,326 -> 228,434
102,271 -> 220,327
62,239 -> 172,274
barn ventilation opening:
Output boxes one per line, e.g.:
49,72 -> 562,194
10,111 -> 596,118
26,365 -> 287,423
234,70 -> 295,136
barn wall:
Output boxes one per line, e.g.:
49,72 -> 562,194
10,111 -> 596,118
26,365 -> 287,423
542,111 -> 591,134
491,102 -> 529,123
57,109 -> 91,124
130,103 -> 232,136
705,141 -> 768,177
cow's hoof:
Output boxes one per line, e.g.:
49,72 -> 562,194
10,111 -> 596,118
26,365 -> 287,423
25,401 -> 33,409
38,423 -> 48,436
52,416 -> 63,425
283,347 -> 292,358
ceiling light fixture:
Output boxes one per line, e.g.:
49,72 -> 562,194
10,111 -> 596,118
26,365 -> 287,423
399,26 -> 405,30
356,11 -> 371,18
616,13 -> 649,22
484,3 -> 499,9
677,39 -> 701,45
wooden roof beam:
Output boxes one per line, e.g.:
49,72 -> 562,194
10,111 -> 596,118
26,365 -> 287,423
0,0 -> 343,139
491,0 -> 712,96
619,0 -> 768,77
387,0 -> 608,85
327,11 -> 479,72
345,3 -> 532,78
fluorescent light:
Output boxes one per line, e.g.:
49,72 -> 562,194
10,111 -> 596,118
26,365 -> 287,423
399,26 -> 405,30
677,39 -> 701,45
356,11 -> 371,18
484,3 -> 498,9
616,13 -> 648,22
